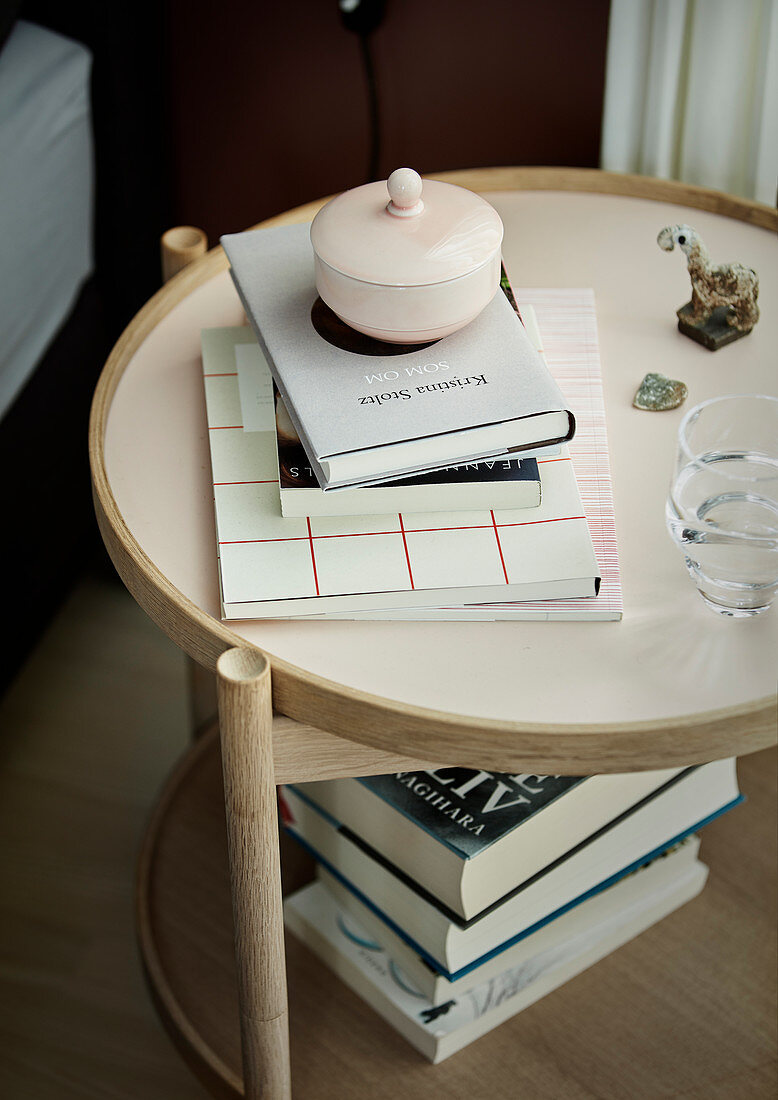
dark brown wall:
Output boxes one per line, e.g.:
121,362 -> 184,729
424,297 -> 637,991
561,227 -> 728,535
166,0 -> 611,242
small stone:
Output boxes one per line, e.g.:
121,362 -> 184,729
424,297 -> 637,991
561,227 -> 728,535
633,372 -> 688,411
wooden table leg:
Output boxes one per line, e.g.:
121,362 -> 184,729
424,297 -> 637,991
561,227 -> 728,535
217,647 -> 291,1100
160,225 -> 208,282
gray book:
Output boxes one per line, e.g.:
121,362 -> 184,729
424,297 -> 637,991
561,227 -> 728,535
221,223 -> 574,490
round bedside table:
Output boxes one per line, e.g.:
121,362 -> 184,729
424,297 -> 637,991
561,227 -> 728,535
91,167 -> 777,774
90,169 -> 778,1099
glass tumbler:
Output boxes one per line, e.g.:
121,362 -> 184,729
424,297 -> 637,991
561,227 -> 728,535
665,394 -> 778,617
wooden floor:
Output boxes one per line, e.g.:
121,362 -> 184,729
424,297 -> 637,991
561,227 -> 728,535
0,571 -> 211,1099
0,569 -> 776,1098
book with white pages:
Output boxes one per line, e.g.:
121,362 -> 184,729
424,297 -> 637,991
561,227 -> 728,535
279,758 -> 740,977
316,836 -> 702,1005
292,764 -> 687,920
201,317 -> 601,619
284,852 -> 708,1063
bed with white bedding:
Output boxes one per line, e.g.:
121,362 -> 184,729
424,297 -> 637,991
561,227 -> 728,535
0,7 -> 172,690
0,19 -> 94,420
0,3 -> 171,691
0,17 -> 102,690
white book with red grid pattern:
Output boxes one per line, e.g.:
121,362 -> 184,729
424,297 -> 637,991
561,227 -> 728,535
201,302 -> 605,619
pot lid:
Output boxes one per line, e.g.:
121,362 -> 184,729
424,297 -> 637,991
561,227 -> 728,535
310,168 -> 503,287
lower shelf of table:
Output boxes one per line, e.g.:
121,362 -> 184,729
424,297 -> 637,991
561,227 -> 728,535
136,728 -> 777,1100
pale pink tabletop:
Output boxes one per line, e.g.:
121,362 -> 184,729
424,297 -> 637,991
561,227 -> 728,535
104,190 -> 777,728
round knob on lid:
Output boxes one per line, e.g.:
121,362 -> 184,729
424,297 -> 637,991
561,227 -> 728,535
386,168 -> 424,218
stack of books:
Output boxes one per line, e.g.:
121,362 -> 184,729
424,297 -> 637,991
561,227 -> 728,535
280,760 -> 742,1061
200,223 -> 623,621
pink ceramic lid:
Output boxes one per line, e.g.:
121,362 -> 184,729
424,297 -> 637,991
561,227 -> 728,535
310,168 -> 504,287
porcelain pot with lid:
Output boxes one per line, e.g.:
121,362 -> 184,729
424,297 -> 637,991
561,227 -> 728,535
310,168 -> 504,344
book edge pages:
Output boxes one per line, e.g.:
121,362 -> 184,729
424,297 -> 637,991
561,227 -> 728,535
316,835 -> 702,1003
278,761 -> 740,971
283,860 -> 708,1062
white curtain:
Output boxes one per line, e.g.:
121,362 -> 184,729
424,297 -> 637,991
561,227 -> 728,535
600,0 -> 778,205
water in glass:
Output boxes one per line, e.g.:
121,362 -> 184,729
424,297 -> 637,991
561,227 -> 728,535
667,449 -> 778,616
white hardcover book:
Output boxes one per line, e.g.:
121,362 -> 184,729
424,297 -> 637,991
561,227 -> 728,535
221,223 -> 575,490
284,857 -> 708,1062
317,837 -> 701,1004
292,764 -> 686,921
201,323 -> 600,619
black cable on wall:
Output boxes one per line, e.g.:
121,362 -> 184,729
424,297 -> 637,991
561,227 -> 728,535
339,0 -> 386,182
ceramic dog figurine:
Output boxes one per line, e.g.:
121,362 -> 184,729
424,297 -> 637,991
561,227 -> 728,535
657,223 -> 759,349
